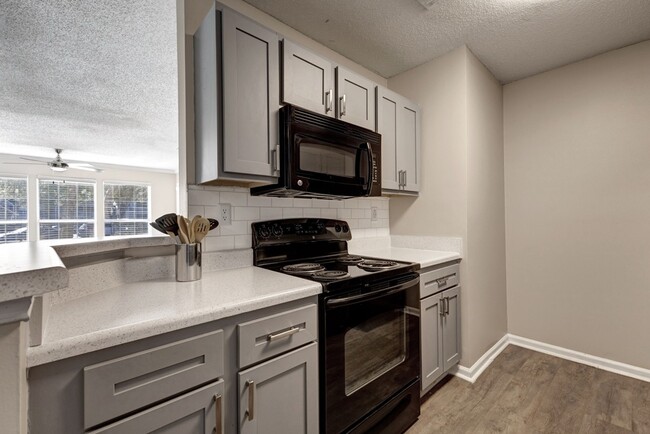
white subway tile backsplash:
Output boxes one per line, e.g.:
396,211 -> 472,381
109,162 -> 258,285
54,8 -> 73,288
247,195 -> 273,207
233,206 -> 260,221
272,197 -> 293,207
321,208 -> 337,218
260,207 -> 283,220
283,207 -> 303,218
188,205 -> 205,219
220,191 -> 248,206
188,185 -> 390,252
303,208 -> 321,218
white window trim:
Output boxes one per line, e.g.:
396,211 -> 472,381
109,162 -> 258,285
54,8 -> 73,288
102,181 -> 152,237
0,175 -> 29,243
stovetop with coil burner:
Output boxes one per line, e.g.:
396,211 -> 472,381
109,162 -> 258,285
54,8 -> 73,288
252,218 -> 419,293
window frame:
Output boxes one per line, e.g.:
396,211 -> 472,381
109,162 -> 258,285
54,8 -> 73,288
102,181 -> 152,238
0,175 -> 29,244
37,177 -> 97,241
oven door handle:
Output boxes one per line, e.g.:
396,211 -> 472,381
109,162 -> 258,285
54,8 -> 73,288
326,275 -> 420,308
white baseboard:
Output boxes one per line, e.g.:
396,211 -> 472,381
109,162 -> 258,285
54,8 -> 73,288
450,334 -> 509,383
451,333 -> 650,384
508,334 -> 650,383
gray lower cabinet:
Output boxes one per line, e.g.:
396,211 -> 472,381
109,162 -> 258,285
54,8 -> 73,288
194,3 -> 280,184
89,380 -> 224,434
376,86 -> 421,194
419,263 -> 461,393
238,342 -> 319,434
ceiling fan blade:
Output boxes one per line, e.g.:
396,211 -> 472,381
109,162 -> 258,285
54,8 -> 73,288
19,156 -> 51,163
2,161 -> 42,165
68,163 -> 103,172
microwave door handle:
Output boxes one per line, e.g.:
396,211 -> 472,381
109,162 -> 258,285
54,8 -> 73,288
326,275 -> 420,308
359,142 -> 374,195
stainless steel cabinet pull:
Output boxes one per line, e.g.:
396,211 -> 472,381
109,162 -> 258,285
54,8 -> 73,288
439,298 -> 445,317
246,380 -> 255,421
213,394 -> 222,434
436,277 -> 449,288
398,170 -> 404,188
267,326 -> 300,342
404,170 -> 407,187
340,94 -> 346,116
325,89 -> 333,113
271,144 -> 280,174
445,297 -> 450,315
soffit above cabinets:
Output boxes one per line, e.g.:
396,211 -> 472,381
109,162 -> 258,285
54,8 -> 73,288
242,0 -> 650,83
0,0 -> 178,172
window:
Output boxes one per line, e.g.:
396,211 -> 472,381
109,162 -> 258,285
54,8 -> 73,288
0,177 -> 28,244
38,179 -> 95,240
104,183 -> 150,237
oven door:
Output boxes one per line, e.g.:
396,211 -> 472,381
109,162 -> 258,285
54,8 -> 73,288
321,273 -> 420,434
291,133 -> 377,197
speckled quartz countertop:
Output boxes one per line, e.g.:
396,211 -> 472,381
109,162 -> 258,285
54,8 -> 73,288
27,266 -> 321,367
0,242 -> 68,303
351,246 -> 461,269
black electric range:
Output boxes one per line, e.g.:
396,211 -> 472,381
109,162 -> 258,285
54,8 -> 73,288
253,218 -> 422,434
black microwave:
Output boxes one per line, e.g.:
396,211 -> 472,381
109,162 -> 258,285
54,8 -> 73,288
251,104 -> 381,199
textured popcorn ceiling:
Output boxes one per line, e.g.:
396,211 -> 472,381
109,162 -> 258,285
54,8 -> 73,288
244,0 -> 650,82
0,0 -> 178,172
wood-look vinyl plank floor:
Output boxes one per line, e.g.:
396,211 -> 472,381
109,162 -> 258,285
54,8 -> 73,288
407,345 -> 650,434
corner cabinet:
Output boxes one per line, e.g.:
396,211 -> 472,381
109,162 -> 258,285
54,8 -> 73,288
281,39 -> 376,130
376,86 -> 421,194
419,262 -> 461,394
194,3 -> 280,184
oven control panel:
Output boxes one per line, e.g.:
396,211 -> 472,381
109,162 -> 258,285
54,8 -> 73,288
252,218 -> 351,246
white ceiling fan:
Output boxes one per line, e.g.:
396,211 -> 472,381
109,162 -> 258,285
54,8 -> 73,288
3,148 -> 103,173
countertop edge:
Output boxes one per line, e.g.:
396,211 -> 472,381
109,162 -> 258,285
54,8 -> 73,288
26,280 -> 321,367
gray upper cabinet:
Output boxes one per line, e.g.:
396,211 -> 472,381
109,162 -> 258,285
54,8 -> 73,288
281,39 -> 377,130
282,40 -> 334,116
376,86 -> 421,194
336,66 -> 376,130
194,4 -> 280,184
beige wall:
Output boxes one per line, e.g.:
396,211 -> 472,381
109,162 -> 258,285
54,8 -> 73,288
466,50 -> 508,363
388,46 -> 507,366
504,40 -> 650,369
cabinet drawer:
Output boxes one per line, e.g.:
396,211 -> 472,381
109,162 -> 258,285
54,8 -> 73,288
238,304 -> 317,369
84,330 -> 224,429
88,380 -> 224,434
420,263 -> 460,298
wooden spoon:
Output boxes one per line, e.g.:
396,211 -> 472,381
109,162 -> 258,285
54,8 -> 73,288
192,217 -> 210,244
177,215 -> 191,244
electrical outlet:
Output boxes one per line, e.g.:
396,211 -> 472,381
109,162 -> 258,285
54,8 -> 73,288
371,207 -> 378,221
219,203 -> 231,225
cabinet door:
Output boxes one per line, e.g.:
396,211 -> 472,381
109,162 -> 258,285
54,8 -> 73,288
398,98 -> 420,192
420,292 -> 444,392
89,380 -> 224,434
376,86 -> 400,190
239,342 -> 318,434
282,40 -> 334,116
221,7 -> 279,178
335,66 -> 376,130
442,286 -> 461,371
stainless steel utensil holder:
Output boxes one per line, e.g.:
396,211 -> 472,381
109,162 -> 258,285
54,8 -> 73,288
175,243 -> 202,282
